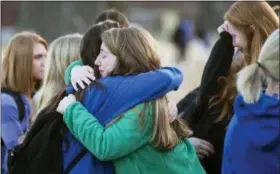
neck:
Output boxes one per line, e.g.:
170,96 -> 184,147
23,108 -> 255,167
24,80 -> 36,98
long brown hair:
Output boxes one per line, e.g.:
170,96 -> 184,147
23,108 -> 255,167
102,27 -> 190,150
208,62 -> 239,122
224,1 -> 279,65
209,2 -> 279,121
2,31 -> 47,95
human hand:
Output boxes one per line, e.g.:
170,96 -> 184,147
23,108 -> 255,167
56,94 -> 77,114
71,65 -> 95,91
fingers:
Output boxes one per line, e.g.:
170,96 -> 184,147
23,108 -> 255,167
72,81 -> 78,92
197,153 -> 204,159
86,72 -> 96,81
224,20 -> 230,33
86,66 -> 94,74
56,99 -> 64,114
196,148 -> 211,159
77,80 -> 86,90
200,140 -> 215,154
71,65 -> 95,91
68,94 -> 76,100
188,130 -> 194,136
56,95 -> 76,114
189,137 -> 215,159
82,77 -> 91,86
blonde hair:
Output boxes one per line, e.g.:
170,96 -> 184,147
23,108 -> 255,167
102,27 -> 190,150
237,29 -> 279,103
224,1 -> 279,65
35,33 -> 82,119
1,31 -> 47,94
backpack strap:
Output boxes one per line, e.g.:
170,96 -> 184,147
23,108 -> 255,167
63,148 -> 88,174
1,88 -> 25,122
1,88 -> 26,146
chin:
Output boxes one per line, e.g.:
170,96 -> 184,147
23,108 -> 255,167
34,76 -> 43,81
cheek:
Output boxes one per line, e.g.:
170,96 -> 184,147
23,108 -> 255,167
105,57 -> 117,70
110,58 -> 117,70
32,60 -> 41,72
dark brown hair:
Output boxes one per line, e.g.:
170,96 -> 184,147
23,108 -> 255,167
95,9 -> 129,28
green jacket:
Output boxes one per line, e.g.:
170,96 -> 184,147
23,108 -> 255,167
64,102 -> 206,174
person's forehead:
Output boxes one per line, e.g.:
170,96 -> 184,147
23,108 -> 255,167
101,42 -> 109,52
33,43 -> 47,54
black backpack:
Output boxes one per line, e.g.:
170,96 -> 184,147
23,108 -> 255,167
1,88 -> 25,146
7,95 -> 88,174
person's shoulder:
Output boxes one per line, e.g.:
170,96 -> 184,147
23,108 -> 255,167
126,102 -> 153,117
1,93 -> 17,107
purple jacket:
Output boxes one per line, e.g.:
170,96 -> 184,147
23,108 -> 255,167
1,93 -> 31,174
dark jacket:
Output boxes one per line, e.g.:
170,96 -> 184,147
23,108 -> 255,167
178,31 -> 234,174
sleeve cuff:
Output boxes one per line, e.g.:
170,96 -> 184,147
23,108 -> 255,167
63,101 -> 81,121
64,60 -> 84,85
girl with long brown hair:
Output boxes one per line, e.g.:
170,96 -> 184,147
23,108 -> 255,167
177,2 -> 279,174
1,31 -> 47,174
57,27 -> 205,174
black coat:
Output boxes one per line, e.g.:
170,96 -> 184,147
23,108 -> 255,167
178,31 -> 234,174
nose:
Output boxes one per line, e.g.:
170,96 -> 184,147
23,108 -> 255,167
41,57 -> 46,68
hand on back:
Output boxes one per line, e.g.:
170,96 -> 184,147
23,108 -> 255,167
71,65 -> 95,91
189,137 -> 215,159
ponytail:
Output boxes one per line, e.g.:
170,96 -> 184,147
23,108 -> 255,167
237,63 -> 263,103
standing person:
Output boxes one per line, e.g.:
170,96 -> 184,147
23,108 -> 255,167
172,19 -> 193,62
177,1 -> 279,174
177,24 -> 235,174
223,29 -> 279,174
57,27 -> 205,174
1,31 -> 47,174
95,8 -> 129,28
32,33 -> 82,122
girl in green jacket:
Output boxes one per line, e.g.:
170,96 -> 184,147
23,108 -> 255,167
57,27 -> 206,174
